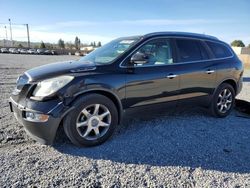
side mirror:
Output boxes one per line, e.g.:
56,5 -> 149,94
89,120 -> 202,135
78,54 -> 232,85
130,52 -> 148,64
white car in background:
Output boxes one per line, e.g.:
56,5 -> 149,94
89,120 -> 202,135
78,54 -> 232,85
8,48 -> 19,54
20,49 -> 28,54
0,48 -> 9,53
27,49 -> 37,54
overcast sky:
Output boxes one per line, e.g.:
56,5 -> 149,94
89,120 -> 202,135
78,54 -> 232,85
0,0 -> 249,45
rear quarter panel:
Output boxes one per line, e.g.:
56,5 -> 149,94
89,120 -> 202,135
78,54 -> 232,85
215,56 -> 243,93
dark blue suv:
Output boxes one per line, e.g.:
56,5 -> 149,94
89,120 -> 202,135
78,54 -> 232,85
9,32 -> 243,146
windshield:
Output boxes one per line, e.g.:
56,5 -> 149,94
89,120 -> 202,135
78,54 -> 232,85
79,37 -> 141,65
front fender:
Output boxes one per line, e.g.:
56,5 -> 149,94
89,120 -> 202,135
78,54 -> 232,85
64,88 -> 124,125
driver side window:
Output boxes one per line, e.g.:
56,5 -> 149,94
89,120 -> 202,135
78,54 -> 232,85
134,38 -> 173,66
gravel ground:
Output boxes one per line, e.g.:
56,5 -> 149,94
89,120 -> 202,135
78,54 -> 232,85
0,54 -> 250,187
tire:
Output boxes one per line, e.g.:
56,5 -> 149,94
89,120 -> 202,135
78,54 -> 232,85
63,94 -> 118,147
210,83 -> 235,118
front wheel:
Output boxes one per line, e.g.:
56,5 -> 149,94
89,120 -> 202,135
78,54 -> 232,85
210,83 -> 235,118
63,94 -> 118,146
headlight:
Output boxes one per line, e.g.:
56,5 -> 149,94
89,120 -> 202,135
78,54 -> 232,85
32,76 -> 74,97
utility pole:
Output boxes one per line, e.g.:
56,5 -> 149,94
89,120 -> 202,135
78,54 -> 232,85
8,18 -> 13,47
4,26 -> 8,47
4,26 -> 8,40
25,24 -> 30,48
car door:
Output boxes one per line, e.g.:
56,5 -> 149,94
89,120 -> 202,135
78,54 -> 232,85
122,38 -> 180,108
174,38 -> 217,101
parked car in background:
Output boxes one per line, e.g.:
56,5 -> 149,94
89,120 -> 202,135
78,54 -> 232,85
44,50 -> 52,55
9,48 -> 19,54
37,49 -> 56,55
37,49 -> 46,55
27,49 -> 37,54
75,51 -> 82,56
0,48 -> 57,55
0,48 -> 8,53
20,49 -> 28,54
9,48 -> 14,53
8,48 -> 13,53
51,50 -> 57,55
9,32 -> 243,147
12,48 -> 19,54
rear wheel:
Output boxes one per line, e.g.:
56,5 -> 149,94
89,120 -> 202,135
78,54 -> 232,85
210,83 -> 235,118
63,94 -> 118,146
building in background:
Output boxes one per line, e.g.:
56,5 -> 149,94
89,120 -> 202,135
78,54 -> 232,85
232,47 -> 250,68
232,47 -> 250,55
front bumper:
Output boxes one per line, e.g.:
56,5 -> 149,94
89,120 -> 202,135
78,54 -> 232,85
9,97 -> 68,145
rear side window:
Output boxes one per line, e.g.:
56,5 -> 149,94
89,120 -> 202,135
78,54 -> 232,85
206,41 -> 232,58
176,39 -> 207,62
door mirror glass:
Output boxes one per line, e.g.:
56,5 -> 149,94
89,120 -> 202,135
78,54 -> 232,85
130,52 -> 148,64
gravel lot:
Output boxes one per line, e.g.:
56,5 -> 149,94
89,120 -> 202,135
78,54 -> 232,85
0,54 -> 250,187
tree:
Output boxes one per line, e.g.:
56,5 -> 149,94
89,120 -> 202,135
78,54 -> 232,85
40,41 -> 46,49
248,44 -> 250,48
78,38 -> 81,49
66,42 -> 74,50
74,36 -> 81,50
58,39 -> 65,49
90,42 -> 97,47
46,43 -> 54,49
17,44 -> 23,48
97,41 -> 102,47
231,40 -> 245,47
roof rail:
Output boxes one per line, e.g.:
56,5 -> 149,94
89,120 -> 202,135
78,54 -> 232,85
144,32 -> 219,40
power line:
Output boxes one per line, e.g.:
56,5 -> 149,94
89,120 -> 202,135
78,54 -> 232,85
0,19 -> 30,48
0,22 -> 28,26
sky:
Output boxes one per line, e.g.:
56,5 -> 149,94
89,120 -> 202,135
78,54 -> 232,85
0,0 -> 249,45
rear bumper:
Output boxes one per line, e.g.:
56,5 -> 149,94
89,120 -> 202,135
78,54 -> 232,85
9,97 -> 67,145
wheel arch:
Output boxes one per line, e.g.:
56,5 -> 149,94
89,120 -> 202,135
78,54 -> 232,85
214,78 -> 237,95
69,89 -> 123,124
210,78 -> 237,118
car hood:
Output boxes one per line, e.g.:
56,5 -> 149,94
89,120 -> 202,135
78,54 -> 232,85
25,60 -> 96,81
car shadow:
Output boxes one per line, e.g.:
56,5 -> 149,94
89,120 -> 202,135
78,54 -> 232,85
235,99 -> 250,117
54,103 -> 250,174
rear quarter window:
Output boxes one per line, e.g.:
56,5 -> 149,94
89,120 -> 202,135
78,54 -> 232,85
175,39 -> 208,62
206,41 -> 232,58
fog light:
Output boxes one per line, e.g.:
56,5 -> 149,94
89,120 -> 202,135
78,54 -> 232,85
25,111 -> 49,122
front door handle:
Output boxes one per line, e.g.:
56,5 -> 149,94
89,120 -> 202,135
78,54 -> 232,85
166,74 -> 178,79
206,70 -> 215,74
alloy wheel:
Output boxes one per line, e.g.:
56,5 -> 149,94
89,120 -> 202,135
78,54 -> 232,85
76,104 -> 111,140
217,88 -> 233,114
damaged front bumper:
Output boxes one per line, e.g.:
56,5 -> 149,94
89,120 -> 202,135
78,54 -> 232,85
9,97 -> 71,145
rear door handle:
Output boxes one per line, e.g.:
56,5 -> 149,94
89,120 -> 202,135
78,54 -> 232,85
206,70 -> 215,74
166,74 -> 178,79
